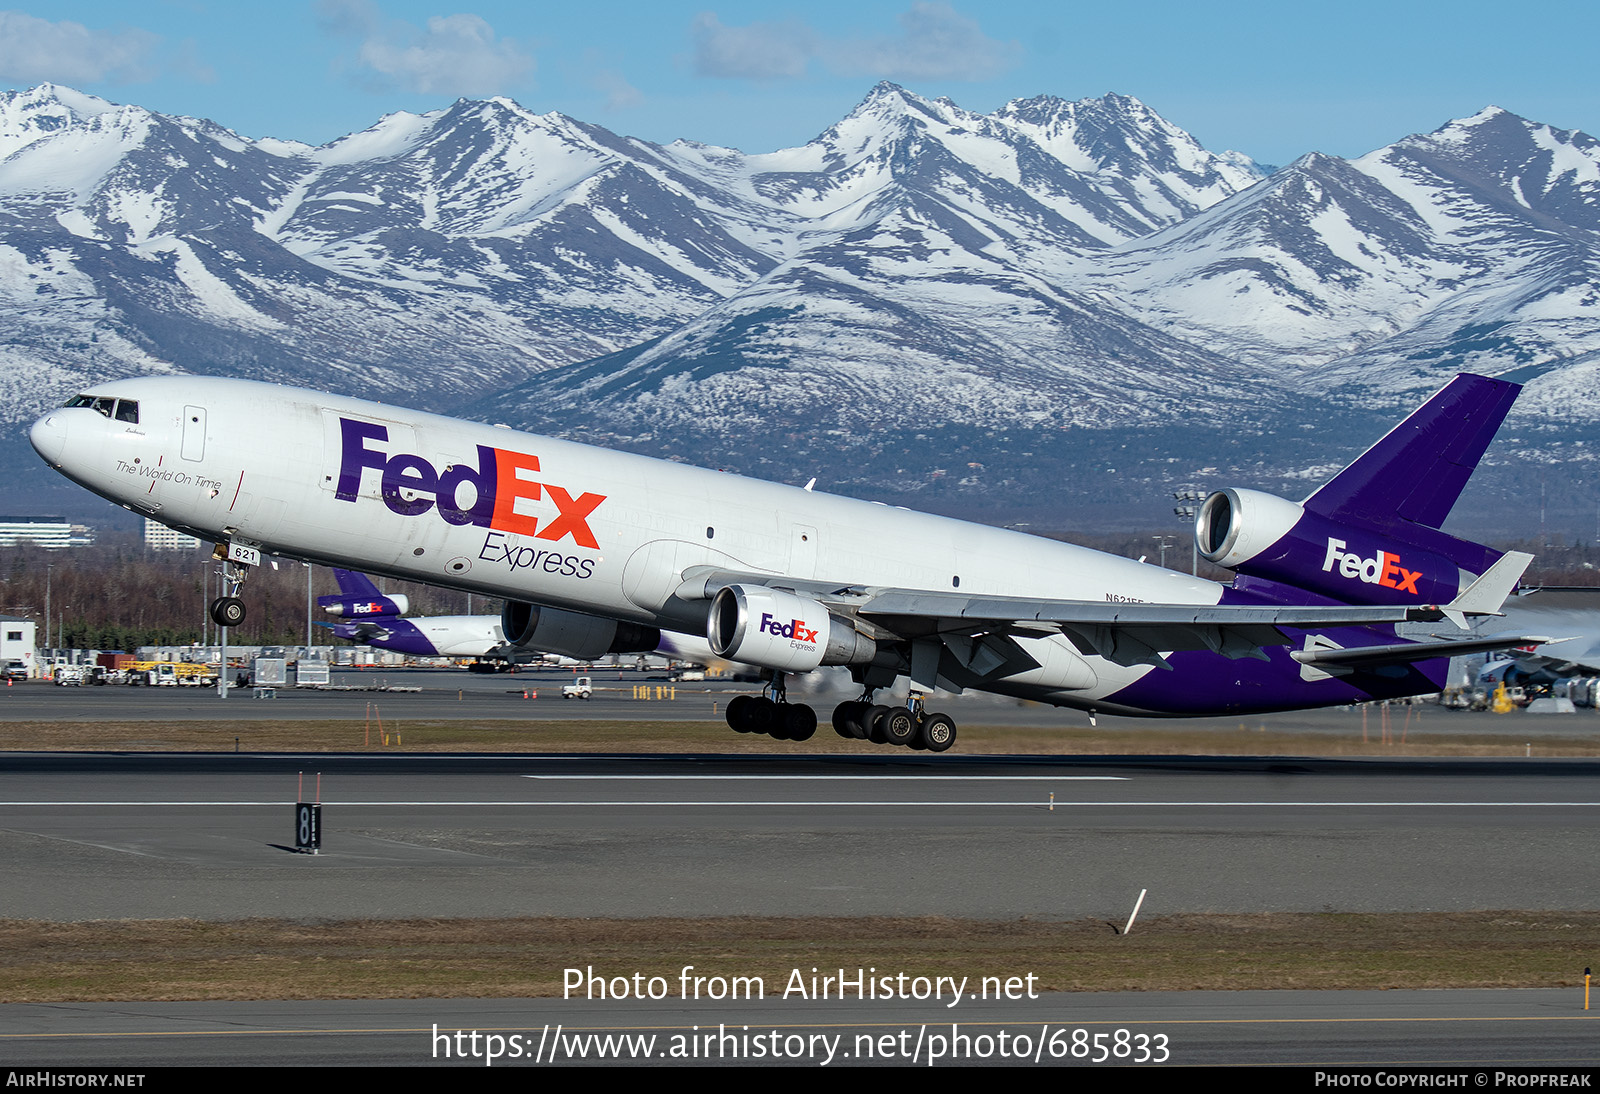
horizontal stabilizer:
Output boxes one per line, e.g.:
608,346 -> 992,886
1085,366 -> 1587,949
1292,632 -> 1554,670
1442,551 -> 1533,628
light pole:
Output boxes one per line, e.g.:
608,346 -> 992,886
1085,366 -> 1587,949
1150,535 -> 1175,570
1172,484 -> 1207,576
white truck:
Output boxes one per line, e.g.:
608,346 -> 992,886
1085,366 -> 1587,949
561,676 -> 593,700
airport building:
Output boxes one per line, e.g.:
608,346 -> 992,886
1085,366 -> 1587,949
0,518 -> 92,549
143,519 -> 201,551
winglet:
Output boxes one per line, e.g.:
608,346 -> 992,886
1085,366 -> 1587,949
1441,551 -> 1533,628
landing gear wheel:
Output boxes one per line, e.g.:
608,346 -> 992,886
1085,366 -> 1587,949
921,713 -> 957,753
726,694 -> 755,732
769,706 -> 793,740
832,701 -> 870,739
782,704 -> 817,742
746,696 -> 778,735
881,707 -> 917,747
209,596 -> 246,628
864,704 -> 894,744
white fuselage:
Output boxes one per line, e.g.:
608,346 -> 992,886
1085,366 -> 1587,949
31,376 -> 1225,707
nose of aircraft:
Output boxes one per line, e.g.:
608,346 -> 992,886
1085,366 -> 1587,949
29,411 -> 67,466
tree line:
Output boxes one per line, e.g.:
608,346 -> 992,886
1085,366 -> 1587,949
0,534 -> 484,650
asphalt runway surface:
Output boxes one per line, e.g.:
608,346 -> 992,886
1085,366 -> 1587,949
3,750 -> 1598,919
5,676 -> 1599,1068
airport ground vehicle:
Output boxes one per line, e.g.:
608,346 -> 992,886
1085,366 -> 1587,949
561,677 -> 593,700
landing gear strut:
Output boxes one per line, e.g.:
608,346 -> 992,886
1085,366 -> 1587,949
724,673 -> 817,742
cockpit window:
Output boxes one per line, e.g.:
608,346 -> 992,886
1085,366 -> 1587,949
62,394 -> 139,424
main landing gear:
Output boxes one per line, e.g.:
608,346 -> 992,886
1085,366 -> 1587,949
724,674 -> 818,741
830,693 -> 957,752
725,678 -> 959,751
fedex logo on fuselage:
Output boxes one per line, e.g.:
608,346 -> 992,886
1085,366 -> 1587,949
1321,538 -> 1421,595
350,601 -> 387,615
334,418 -> 605,548
760,613 -> 819,646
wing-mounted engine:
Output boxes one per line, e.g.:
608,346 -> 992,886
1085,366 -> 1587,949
501,601 -> 660,660
319,593 -> 410,617
708,585 -> 876,672
1196,488 -> 1466,606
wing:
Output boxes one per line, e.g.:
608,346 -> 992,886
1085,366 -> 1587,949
677,551 -> 1534,674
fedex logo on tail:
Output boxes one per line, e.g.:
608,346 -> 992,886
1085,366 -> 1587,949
334,418 -> 606,548
1322,538 -> 1422,595
760,613 -> 819,646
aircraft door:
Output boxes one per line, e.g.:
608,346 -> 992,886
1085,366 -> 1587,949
181,406 -> 206,461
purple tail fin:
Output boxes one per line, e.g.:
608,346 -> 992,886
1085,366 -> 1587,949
1208,374 -> 1521,607
332,569 -> 383,600
1304,374 -> 1520,532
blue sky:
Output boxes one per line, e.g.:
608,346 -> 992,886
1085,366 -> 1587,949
1,1 -> 1595,167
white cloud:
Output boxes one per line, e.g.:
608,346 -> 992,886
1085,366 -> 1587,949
319,2 -> 533,97
0,10 -> 160,84
691,3 -> 1018,83
589,68 -> 643,112
830,3 -> 1020,82
691,12 -> 817,80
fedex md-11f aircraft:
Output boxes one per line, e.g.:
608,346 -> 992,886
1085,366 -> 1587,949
31,374 -> 1542,751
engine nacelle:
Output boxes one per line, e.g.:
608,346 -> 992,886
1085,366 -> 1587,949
319,593 -> 410,617
1195,488 -> 1469,606
708,585 -> 876,672
501,601 -> 660,660
1195,488 -> 1306,570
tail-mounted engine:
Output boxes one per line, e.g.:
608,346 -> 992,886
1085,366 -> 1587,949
319,593 -> 410,617
501,601 -> 660,660
708,585 -> 876,672
1195,487 -> 1469,606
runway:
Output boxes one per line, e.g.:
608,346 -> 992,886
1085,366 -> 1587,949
2,751 -> 1597,919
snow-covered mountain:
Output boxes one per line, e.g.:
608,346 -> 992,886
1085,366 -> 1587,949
1094,108 -> 1600,412
2,82 -> 1597,530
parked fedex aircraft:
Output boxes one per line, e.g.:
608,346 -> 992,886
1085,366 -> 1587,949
316,567 -> 520,669
1465,588 -> 1599,686
31,374 -> 1542,751
320,567 -> 722,672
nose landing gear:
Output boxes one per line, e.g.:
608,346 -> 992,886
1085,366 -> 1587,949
207,544 -> 257,628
